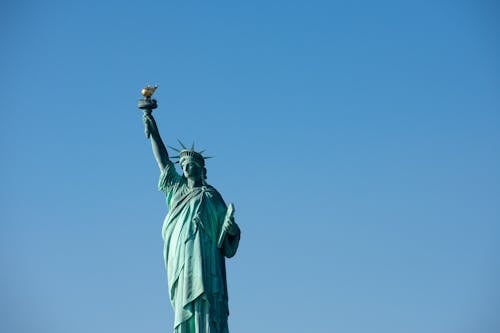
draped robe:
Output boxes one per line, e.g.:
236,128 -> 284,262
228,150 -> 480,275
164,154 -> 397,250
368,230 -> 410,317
159,161 -> 240,333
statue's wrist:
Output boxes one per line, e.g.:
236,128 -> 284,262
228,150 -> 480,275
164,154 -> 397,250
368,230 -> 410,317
228,224 -> 240,236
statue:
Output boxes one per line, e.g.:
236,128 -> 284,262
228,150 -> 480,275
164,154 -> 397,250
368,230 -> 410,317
139,86 -> 241,333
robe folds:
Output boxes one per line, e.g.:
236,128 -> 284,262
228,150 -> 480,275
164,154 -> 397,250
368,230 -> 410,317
159,161 -> 240,333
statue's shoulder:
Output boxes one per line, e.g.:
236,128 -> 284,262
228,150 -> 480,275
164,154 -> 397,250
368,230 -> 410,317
203,184 -> 224,201
203,184 -> 218,193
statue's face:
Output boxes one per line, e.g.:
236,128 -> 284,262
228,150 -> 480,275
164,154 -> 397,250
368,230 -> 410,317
182,161 -> 203,181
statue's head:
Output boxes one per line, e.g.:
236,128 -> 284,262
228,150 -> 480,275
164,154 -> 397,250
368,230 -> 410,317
179,150 -> 207,181
171,141 -> 211,182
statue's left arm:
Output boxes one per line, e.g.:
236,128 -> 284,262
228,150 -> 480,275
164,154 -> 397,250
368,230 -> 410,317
221,217 -> 241,258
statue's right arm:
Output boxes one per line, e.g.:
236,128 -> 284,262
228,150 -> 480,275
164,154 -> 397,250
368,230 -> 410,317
144,113 -> 169,171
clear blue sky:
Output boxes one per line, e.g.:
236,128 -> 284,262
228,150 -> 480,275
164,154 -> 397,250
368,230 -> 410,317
1,1 -> 499,332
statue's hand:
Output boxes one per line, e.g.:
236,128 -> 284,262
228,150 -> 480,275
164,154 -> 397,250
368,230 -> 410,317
223,217 -> 240,236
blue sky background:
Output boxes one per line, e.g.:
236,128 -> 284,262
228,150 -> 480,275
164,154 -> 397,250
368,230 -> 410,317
1,1 -> 499,332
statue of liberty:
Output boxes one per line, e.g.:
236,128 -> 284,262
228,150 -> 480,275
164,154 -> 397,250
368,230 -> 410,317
139,87 -> 241,333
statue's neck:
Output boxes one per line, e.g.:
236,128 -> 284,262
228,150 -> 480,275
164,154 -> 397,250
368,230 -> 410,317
187,178 -> 203,189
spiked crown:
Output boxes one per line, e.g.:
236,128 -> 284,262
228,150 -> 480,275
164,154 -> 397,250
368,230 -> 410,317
169,140 -> 212,167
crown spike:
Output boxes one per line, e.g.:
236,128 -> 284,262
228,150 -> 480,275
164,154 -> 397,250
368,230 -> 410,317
168,146 -> 181,153
168,141 -> 215,167
177,139 -> 187,150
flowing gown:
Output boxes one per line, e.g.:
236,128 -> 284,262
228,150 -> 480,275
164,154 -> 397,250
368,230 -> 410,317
158,161 -> 240,333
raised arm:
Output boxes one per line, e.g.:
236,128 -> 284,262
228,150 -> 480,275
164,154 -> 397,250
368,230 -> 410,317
143,113 -> 169,171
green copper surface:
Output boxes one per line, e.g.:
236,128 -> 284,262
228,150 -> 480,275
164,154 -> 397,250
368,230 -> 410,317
140,95 -> 240,333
